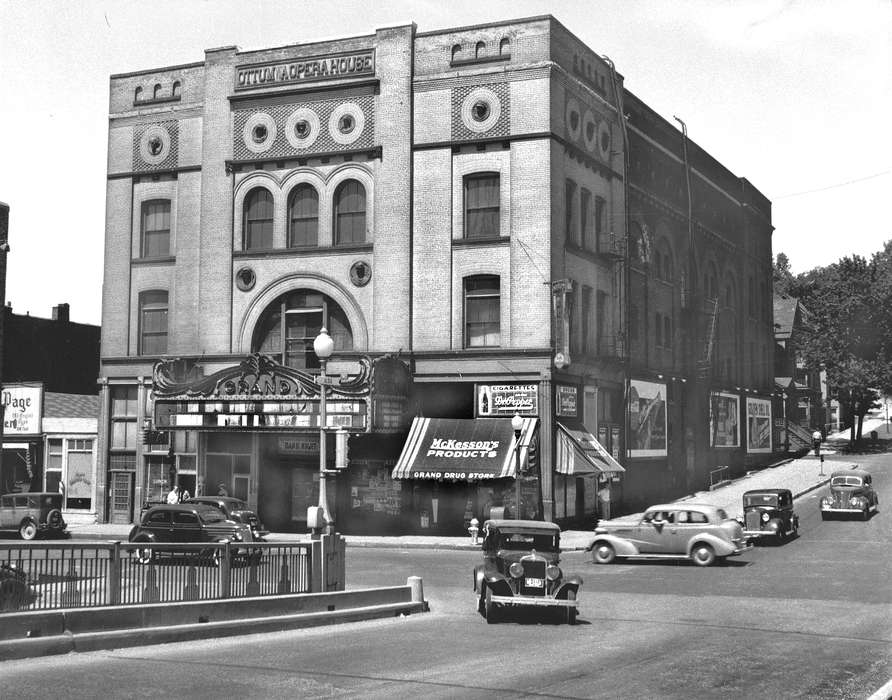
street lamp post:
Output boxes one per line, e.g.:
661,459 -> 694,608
511,413 -> 523,519
313,327 -> 335,535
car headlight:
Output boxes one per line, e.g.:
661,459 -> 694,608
232,531 -> 243,542
546,565 -> 561,581
821,497 -> 833,506
850,497 -> 865,507
509,563 -> 524,579
761,512 -> 769,523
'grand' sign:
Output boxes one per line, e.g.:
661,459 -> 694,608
236,50 -> 375,90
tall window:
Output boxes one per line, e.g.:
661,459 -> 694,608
565,180 -> 577,242
464,276 -> 500,347
594,196 -> 606,251
288,184 -> 319,247
109,386 -> 138,471
243,187 -> 274,250
596,290 -> 608,354
141,199 -> 170,257
663,315 -> 672,349
581,285 -> 593,354
580,188 -> 592,249
252,290 -> 353,369
334,180 -> 366,245
464,173 -> 500,238
139,290 -> 168,355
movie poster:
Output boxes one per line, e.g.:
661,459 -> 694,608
710,392 -> 740,447
629,380 -> 667,457
746,397 -> 772,453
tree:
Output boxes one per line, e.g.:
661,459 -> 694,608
792,247 -> 892,443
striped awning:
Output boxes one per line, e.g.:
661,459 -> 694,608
392,417 -> 538,480
555,421 -> 625,475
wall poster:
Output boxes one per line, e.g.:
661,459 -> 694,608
628,379 -> 667,457
746,397 -> 772,453
710,392 -> 740,447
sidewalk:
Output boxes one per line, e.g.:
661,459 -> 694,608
66,453 -> 853,553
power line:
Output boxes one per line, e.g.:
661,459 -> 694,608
774,170 -> 890,200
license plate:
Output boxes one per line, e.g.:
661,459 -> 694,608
525,577 -> 544,588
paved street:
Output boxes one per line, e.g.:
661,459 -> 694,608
1,451 -> 889,699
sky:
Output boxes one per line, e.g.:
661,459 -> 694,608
0,0 -> 888,325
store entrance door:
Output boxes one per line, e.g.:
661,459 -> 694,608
109,471 -> 133,524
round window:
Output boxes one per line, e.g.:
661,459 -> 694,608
148,136 -> 164,156
471,101 -> 490,122
252,124 -> 268,144
294,119 -> 310,138
235,267 -> 256,292
338,114 -> 355,134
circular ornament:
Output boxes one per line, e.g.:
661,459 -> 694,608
328,103 -> 365,145
235,266 -> 256,292
349,260 -> 372,287
139,124 -> 171,165
460,87 -> 501,133
242,112 -> 277,154
285,107 -> 320,149
565,98 -> 581,141
582,110 -> 598,152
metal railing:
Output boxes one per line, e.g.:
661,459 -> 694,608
708,465 -> 730,490
0,539 -> 332,613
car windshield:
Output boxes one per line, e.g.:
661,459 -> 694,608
744,494 -> 778,507
831,476 -> 862,487
497,532 -> 558,552
198,508 -> 228,524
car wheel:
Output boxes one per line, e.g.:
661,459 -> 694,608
791,520 -> 799,538
477,588 -> 486,616
136,547 -> 154,565
775,526 -> 785,544
484,586 -> 498,624
592,542 -> 616,565
690,543 -> 716,567
565,590 -> 577,626
861,506 -> 869,521
19,520 -> 37,541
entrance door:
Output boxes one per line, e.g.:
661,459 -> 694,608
233,474 -> 250,502
109,471 -> 134,524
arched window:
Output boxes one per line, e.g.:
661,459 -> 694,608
475,41 -> 486,59
172,81 -> 181,97
464,173 -> 500,238
288,184 -> 319,247
134,86 -> 143,102
243,187 -> 274,250
499,38 -> 510,55
656,239 -> 674,282
333,180 -> 366,245
139,290 -> 168,356
451,44 -> 462,62
141,199 -> 170,257
153,83 -> 162,100
252,290 -> 353,369
464,275 -> 500,348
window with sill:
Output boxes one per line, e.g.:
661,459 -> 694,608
334,179 -> 366,245
139,290 -> 168,355
243,187 -> 274,250
252,290 -> 353,369
141,199 -> 170,257
464,173 -> 500,239
464,275 -> 500,348
288,184 -> 319,247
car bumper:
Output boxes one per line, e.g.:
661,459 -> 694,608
820,505 -> 863,513
730,542 -> 754,555
489,594 -> 578,608
741,529 -> 775,538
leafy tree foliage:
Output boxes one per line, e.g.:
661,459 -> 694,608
780,247 -> 892,442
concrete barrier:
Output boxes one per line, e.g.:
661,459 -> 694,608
0,580 -> 427,661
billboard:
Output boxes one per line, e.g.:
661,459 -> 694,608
746,397 -> 772,453
628,379 -> 667,457
710,392 -> 740,447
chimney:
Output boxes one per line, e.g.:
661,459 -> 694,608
52,303 -> 70,323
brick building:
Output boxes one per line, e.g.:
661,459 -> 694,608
98,16 -> 774,531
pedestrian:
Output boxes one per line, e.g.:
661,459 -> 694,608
181,489 -> 190,502
166,484 -> 180,504
217,482 -> 229,497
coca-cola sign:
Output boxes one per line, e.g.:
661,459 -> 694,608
476,384 -> 538,417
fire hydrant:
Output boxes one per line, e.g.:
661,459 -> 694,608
468,517 -> 480,545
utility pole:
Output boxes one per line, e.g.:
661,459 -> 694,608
0,202 -> 9,480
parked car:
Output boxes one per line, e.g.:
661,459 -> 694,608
128,503 -> 256,565
0,562 -> 38,610
472,519 -> 582,624
737,489 -> 799,542
590,503 -> 752,567
184,496 -> 269,540
0,492 -> 67,540
820,469 -> 879,520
